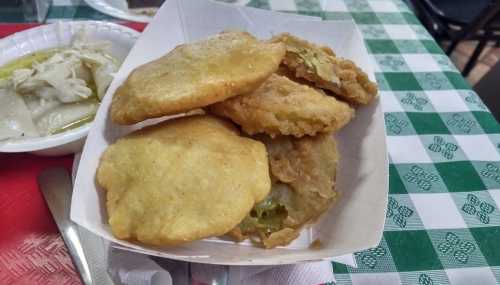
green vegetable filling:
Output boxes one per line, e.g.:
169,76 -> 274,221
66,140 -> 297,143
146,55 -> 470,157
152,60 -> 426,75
239,196 -> 288,236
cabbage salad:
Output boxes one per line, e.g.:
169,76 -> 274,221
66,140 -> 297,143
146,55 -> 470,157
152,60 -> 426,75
0,30 -> 118,141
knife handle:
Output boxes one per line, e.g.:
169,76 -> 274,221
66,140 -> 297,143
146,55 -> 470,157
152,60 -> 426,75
38,167 -> 93,285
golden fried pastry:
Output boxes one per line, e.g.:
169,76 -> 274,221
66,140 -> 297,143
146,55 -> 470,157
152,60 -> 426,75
210,74 -> 354,138
96,115 -> 271,246
111,31 -> 286,124
231,134 -> 338,248
270,33 -> 378,105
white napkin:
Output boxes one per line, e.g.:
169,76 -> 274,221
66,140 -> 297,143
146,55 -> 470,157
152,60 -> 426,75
224,262 -> 335,285
108,248 -> 174,285
107,246 -> 342,285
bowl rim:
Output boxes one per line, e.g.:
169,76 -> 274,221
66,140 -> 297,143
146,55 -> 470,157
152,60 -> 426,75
0,123 -> 92,152
0,20 -> 140,153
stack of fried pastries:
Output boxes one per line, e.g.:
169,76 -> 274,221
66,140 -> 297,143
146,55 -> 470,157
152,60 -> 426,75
97,31 -> 378,249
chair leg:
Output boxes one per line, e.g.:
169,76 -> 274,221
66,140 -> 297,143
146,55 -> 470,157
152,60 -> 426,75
446,39 -> 460,55
462,35 -> 490,77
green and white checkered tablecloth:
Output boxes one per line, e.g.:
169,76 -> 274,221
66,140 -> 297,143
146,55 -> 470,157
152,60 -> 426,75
5,0 -> 500,284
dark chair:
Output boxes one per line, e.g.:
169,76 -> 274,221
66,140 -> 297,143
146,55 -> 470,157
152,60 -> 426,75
474,61 -> 500,122
411,0 -> 500,76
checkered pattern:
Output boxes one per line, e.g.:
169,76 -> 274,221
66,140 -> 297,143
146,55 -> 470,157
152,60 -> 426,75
5,0 -> 499,284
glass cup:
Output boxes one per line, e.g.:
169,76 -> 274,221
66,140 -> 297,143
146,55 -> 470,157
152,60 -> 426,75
22,0 -> 52,22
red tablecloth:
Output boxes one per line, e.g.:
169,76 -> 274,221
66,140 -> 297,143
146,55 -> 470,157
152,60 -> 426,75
0,22 -> 146,285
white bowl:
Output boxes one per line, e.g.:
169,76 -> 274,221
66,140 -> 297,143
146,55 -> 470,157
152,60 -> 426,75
0,21 -> 139,156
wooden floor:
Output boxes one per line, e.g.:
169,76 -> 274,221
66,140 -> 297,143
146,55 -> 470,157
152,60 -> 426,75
449,41 -> 500,86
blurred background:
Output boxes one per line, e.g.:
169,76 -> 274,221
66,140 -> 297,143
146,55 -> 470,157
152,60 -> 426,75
406,0 -> 500,119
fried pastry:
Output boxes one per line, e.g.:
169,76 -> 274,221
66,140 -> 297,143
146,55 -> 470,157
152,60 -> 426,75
111,31 -> 286,124
96,115 -> 271,246
270,33 -> 378,105
230,134 -> 339,248
210,74 -> 354,138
